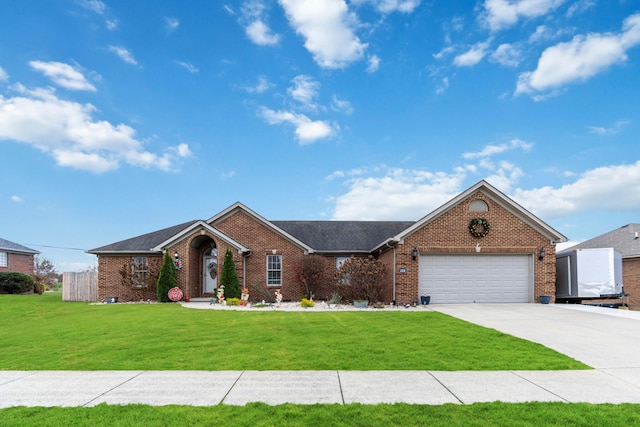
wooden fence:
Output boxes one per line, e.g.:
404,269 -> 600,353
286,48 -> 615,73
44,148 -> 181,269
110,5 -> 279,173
63,271 -> 98,302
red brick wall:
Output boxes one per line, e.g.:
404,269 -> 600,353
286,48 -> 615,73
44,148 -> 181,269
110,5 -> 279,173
97,254 -> 162,302
623,258 -> 640,310
0,253 -> 35,275
389,190 -> 556,305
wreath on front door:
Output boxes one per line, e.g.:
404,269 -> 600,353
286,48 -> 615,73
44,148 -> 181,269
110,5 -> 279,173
469,218 -> 490,238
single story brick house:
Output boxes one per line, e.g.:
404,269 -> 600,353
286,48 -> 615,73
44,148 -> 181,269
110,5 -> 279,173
88,180 -> 566,304
564,224 -> 640,310
0,237 -> 39,275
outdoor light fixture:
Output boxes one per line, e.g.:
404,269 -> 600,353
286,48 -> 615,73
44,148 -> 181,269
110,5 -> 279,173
173,251 -> 182,270
538,247 -> 545,261
412,247 -> 418,261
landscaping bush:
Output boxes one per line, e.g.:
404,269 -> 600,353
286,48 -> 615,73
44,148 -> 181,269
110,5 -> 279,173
226,297 -> 240,306
292,256 -> 327,299
250,282 -> 275,303
334,256 -> 386,303
156,251 -> 177,302
33,282 -> 46,295
219,249 -> 240,299
300,298 -> 314,308
0,272 -> 35,294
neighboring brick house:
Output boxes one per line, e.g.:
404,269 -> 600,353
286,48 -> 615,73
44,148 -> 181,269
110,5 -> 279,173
0,237 -> 39,275
564,224 -> 640,310
88,181 -> 567,304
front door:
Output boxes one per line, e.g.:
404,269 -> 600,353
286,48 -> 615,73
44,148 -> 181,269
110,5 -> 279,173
203,255 -> 217,294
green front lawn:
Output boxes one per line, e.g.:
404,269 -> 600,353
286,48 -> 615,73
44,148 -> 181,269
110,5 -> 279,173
0,293 -> 587,371
2,403 -> 640,427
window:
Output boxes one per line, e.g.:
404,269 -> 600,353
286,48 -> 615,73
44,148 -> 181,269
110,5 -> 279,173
469,200 -> 489,212
0,252 -> 7,267
336,256 -> 349,269
132,256 -> 148,287
267,254 -> 282,286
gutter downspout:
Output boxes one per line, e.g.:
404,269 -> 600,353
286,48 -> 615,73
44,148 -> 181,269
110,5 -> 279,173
385,241 -> 397,303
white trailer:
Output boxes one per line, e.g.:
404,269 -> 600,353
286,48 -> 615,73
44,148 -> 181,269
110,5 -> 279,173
556,248 -> 624,299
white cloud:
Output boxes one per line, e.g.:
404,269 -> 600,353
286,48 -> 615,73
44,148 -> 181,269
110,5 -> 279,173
79,0 -> 118,30
279,0 -> 367,69
331,95 -> 353,115
11,195 -> 24,203
164,16 -> 180,33
259,107 -> 336,144
175,61 -> 199,73
512,160 -> 640,218
516,13 -> 640,97
29,61 -> 96,91
246,20 -> 281,45
108,45 -> 139,66
566,0 -> 594,17
0,84 -> 189,173
435,76 -> 449,95
241,0 -> 280,46
287,75 -> 320,109
481,0 -> 566,32
366,54 -> 380,73
79,0 -> 106,14
0,66 -> 8,82
587,120 -> 629,135
491,43 -> 522,67
453,41 -> 490,67
463,138 -> 533,159
245,75 -> 273,93
331,167 -> 467,220
352,0 -> 421,14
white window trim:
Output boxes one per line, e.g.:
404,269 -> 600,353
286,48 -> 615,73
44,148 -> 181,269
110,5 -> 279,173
132,256 -> 149,288
0,251 -> 7,267
266,254 -> 282,287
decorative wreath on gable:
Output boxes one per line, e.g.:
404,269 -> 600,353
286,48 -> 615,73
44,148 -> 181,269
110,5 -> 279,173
469,218 -> 490,238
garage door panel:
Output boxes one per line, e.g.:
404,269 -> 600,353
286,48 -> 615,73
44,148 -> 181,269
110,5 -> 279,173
418,254 -> 531,304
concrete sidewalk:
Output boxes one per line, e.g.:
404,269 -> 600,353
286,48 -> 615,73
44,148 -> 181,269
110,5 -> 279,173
3,368 -> 640,407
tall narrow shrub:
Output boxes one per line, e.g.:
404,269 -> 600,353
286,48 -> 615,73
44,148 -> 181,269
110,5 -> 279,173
156,250 -> 177,302
219,249 -> 240,299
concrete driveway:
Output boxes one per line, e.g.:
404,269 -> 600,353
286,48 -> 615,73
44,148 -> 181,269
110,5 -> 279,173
429,303 -> 640,370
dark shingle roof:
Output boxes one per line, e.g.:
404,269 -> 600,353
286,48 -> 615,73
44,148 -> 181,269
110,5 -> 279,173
0,238 -> 39,254
562,224 -> 640,259
88,220 -> 198,253
272,221 -> 415,252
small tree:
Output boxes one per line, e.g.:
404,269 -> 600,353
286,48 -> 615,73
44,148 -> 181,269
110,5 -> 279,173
334,256 -> 386,303
292,256 -> 327,299
156,250 -> 177,302
219,249 -> 240,299
33,256 -> 62,291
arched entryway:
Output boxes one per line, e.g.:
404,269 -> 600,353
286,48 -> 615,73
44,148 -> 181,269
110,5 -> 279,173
188,235 -> 218,298
203,247 -> 218,294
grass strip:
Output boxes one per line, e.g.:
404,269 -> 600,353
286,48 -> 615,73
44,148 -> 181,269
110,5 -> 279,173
1,403 -> 640,427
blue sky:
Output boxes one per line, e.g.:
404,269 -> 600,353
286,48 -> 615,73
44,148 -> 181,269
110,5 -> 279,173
1,0 -> 639,272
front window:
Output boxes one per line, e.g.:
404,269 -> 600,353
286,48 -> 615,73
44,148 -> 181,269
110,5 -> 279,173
132,256 -> 148,287
267,254 -> 282,286
0,252 -> 7,267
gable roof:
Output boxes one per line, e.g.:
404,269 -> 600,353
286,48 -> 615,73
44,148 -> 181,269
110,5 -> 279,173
208,202 -> 315,253
88,181 -> 566,256
562,224 -> 640,259
0,237 -> 39,255
150,220 -> 250,254
391,180 -> 567,245
272,221 -> 415,253
88,220 -> 199,254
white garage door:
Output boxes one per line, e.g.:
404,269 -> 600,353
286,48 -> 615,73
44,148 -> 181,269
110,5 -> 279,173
419,254 -> 532,303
